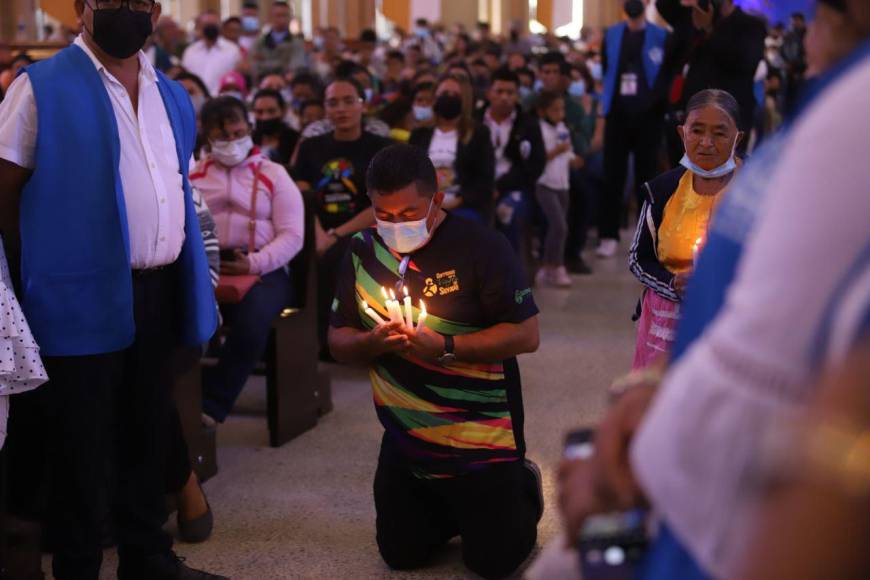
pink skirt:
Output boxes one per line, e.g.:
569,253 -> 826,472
632,289 -> 681,370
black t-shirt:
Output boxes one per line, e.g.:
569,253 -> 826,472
291,132 -> 393,230
330,213 -> 539,478
614,28 -> 654,115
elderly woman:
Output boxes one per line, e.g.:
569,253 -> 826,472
629,89 -> 743,369
191,96 -> 305,424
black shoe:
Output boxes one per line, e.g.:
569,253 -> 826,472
124,552 -> 230,580
524,459 -> 545,524
565,256 -> 593,275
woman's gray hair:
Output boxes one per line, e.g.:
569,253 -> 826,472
686,89 -> 740,126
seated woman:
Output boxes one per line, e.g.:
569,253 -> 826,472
251,88 -> 300,167
409,74 -> 495,224
629,89 -> 743,369
191,96 -> 305,424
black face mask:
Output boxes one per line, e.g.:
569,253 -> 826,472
433,94 -> 463,121
203,24 -> 220,42
256,118 -> 284,134
624,0 -> 645,19
86,4 -> 153,60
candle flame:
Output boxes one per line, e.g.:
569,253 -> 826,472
361,300 -> 369,309
389,288 -> 397,300
403,286 -> 409,297
420,299 -> 426,315
381,286 -> 389,299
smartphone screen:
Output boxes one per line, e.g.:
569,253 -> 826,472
563,429 -> 648,580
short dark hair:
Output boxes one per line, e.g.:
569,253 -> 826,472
300,99 -> 324,114
272,1 -> 290,9
360,28 -> 377,43
367,144 -> 438,198
535,89 -> 564,112
253,88 -> 286,110
412,81 -> 435,99
386,49 -> 405,63
539,51 -> 566,68
223,16 -> 241,26
491,67 -> 519,87
175,71 -> 211,99
200,95 -> 250,136
290,71 -> 319,89
242,1 -> 258,8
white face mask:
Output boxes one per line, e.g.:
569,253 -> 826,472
376,198 -> 435,254
211,135 -> 253,167
680,134 -> 739,179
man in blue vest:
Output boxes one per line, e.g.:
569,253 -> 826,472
0,1 -> 221,578
597,0 -> 672,258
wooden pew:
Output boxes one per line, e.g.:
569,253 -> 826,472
205,192 -> 331,448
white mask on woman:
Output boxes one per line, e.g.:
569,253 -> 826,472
211,135 -> 253,167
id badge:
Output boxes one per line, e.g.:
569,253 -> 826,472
620,73 -> 638,96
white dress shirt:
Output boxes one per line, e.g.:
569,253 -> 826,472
181,37 -> 242,96
0,35 -> 187,269
484,109 -> 516,180
538,119 -> 573,190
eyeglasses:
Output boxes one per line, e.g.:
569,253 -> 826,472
88,0 -> 155,13
324,96 -> 364,109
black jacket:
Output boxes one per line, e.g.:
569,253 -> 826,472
477,106 -> 547,196
629,166 -> 687,303
657,0 -> 766,130
409,124 -> 496,217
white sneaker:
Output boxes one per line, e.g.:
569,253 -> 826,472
596,239 -> 620,258
535,268 -> 550,287
550,266 -> 572,287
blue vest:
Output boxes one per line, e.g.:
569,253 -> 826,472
602,21 -> 667,116
20,45 -> 218,357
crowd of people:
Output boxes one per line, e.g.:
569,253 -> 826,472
0,0 -> 868,579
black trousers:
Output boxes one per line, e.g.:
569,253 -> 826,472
7,267 -> 179,580
600,111 -> 664,241
374,445 -> 539,580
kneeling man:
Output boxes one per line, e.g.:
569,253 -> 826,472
329,144 -> 543,579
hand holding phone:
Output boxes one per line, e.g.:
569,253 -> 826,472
561,429 -> 648,580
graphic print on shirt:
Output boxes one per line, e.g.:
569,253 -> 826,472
315,158 -> 359,218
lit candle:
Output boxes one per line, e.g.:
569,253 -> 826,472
415,299 -> 427,333
388,289 -> 403,324
361,300 -> 386,326
692,236 -> 704,267
402,287 -> 414,329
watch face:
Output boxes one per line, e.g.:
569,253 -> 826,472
438,353 -> 456,365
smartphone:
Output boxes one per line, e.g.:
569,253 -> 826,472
220,249 -> 238,262
563,429 -> 649,580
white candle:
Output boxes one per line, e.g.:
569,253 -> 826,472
402,287 -> 414,329
388,289 -> 403,324
415,299 -> 427,333
361,300 -> 386,326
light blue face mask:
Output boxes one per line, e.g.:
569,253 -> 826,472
413,105 -> 433,122
568,80 -> 586,98
376,199 -> 435,254
533,79 -> 544,92
518,86 -> 533,101
364,88 -> 374,103
589,62 -> 603,82
680,135 -> 739,179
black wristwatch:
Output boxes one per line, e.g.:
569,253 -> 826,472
438,334 -> 456,365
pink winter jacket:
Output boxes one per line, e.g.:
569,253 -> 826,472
191,150 -> 304,276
